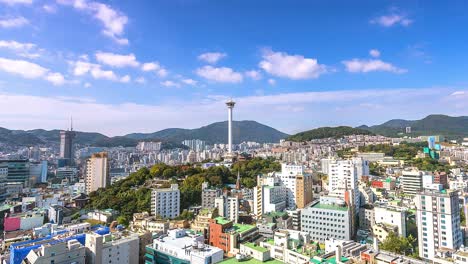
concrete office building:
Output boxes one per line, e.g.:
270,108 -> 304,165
401,169 -> 424,195
416,190 -> 463,260
23,239 -> 86,264
85,232 -> 139,264
374,206 -> 407,237
1,159 -> 30,187
0,163 -> 7,202
151,184 -> 180,219
85,152 -> 110,194
301,196 -> 352,242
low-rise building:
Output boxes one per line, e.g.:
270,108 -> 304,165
145,229 -> 223,264
208,217 -> 259,255
23,239 -> 86,264
85,231 -> 140,264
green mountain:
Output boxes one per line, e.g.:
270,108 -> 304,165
287,126 -> 373,142
359,114 -> 468,139
0,120 -> 288,147
124,120 -> 289,144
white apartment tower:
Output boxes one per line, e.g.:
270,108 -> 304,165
151,184 -> 180,219
327,159 -> 360,212
85,152 -> 110,194
215,195 -> 239,223
416,190 -> 463,260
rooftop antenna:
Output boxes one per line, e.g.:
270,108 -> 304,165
70,116 -> 73,131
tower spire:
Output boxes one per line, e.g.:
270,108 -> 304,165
236,170 -> 241,190
70,116 -> 73,131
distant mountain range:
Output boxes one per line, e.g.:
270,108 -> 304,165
286,114 -> 468,142
0,120 -> 289,147
357,114 -> 468,139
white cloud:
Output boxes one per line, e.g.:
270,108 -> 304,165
0,57 -> 48,78
157,68 -> 168,78
135,77 -> 145,84
0,0 -> 32,5
0,16 -> 29,28
57,0 -> 128,45
198,52 -> 227,64
342,59 -> 407,73
245,70 -> 262,80
0,57 -> 66,85
90,67 -> 117,81
370,14 -> 412,27
84,82 -> 92,88
259,49 -> 328,80
0,40 -> 41,59
120,75 -> 130,83
268,79 -> 276,86
451,91 -> 465,96
141,61 -> 168,77
141,62 -> 159,71
45,72 -> 65,86
182,79 -> 197,86
369,49 -> 380,58
95,52 -> 139,68
43,4 -> 57,13
161,80 -> 180,88
70,59 -> 129,82
196,65 -> 243,83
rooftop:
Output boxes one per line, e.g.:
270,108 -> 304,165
310,256 -> 350,264
215,217 -> 232,225
220,258 -> 284,264
311,203 -> 348,211
243,242 -> 269,253
232,223 -> 256,234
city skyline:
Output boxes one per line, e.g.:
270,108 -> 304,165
0,1 -> 467,135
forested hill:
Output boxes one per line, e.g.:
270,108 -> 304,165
287,126 -> 373,142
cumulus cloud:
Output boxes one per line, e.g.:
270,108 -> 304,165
161,80 -> 180,88
0,40 -> 42,59
196,65 -> 243,83
0,57 -> 66,85
0,0 -> 32,5
45,72 -> 66,86
120,75 -> 130,83
369,49 -> 380,58
84,82 -> 92,88
342,59 -> 407,73
370,14 -> 412,27
141,62 -> 168,77
95,52 -> 139,68
70,59 -> 126,82
182,79 -> 197,86
198,52 -> 227,64
259,49 -> 328,80
268,79 -> 276,86
0,16 -> 29,28
57,0 -> 129,45
245,70 -> 262,80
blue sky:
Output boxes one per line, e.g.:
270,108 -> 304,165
0,0 -> 467,135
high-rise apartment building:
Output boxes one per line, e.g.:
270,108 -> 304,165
59,125 -> 76,166
85,152 -> 110,194
327,159 -> 360,212
151,184 -> 180,219
136,141 -> 162,152
215,195 -> 239,223
253,175 -> 288,218
416,190 -> 463,260
182,139 -> 206,152
201,182 -> 222,208
271,164 -> 313,209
